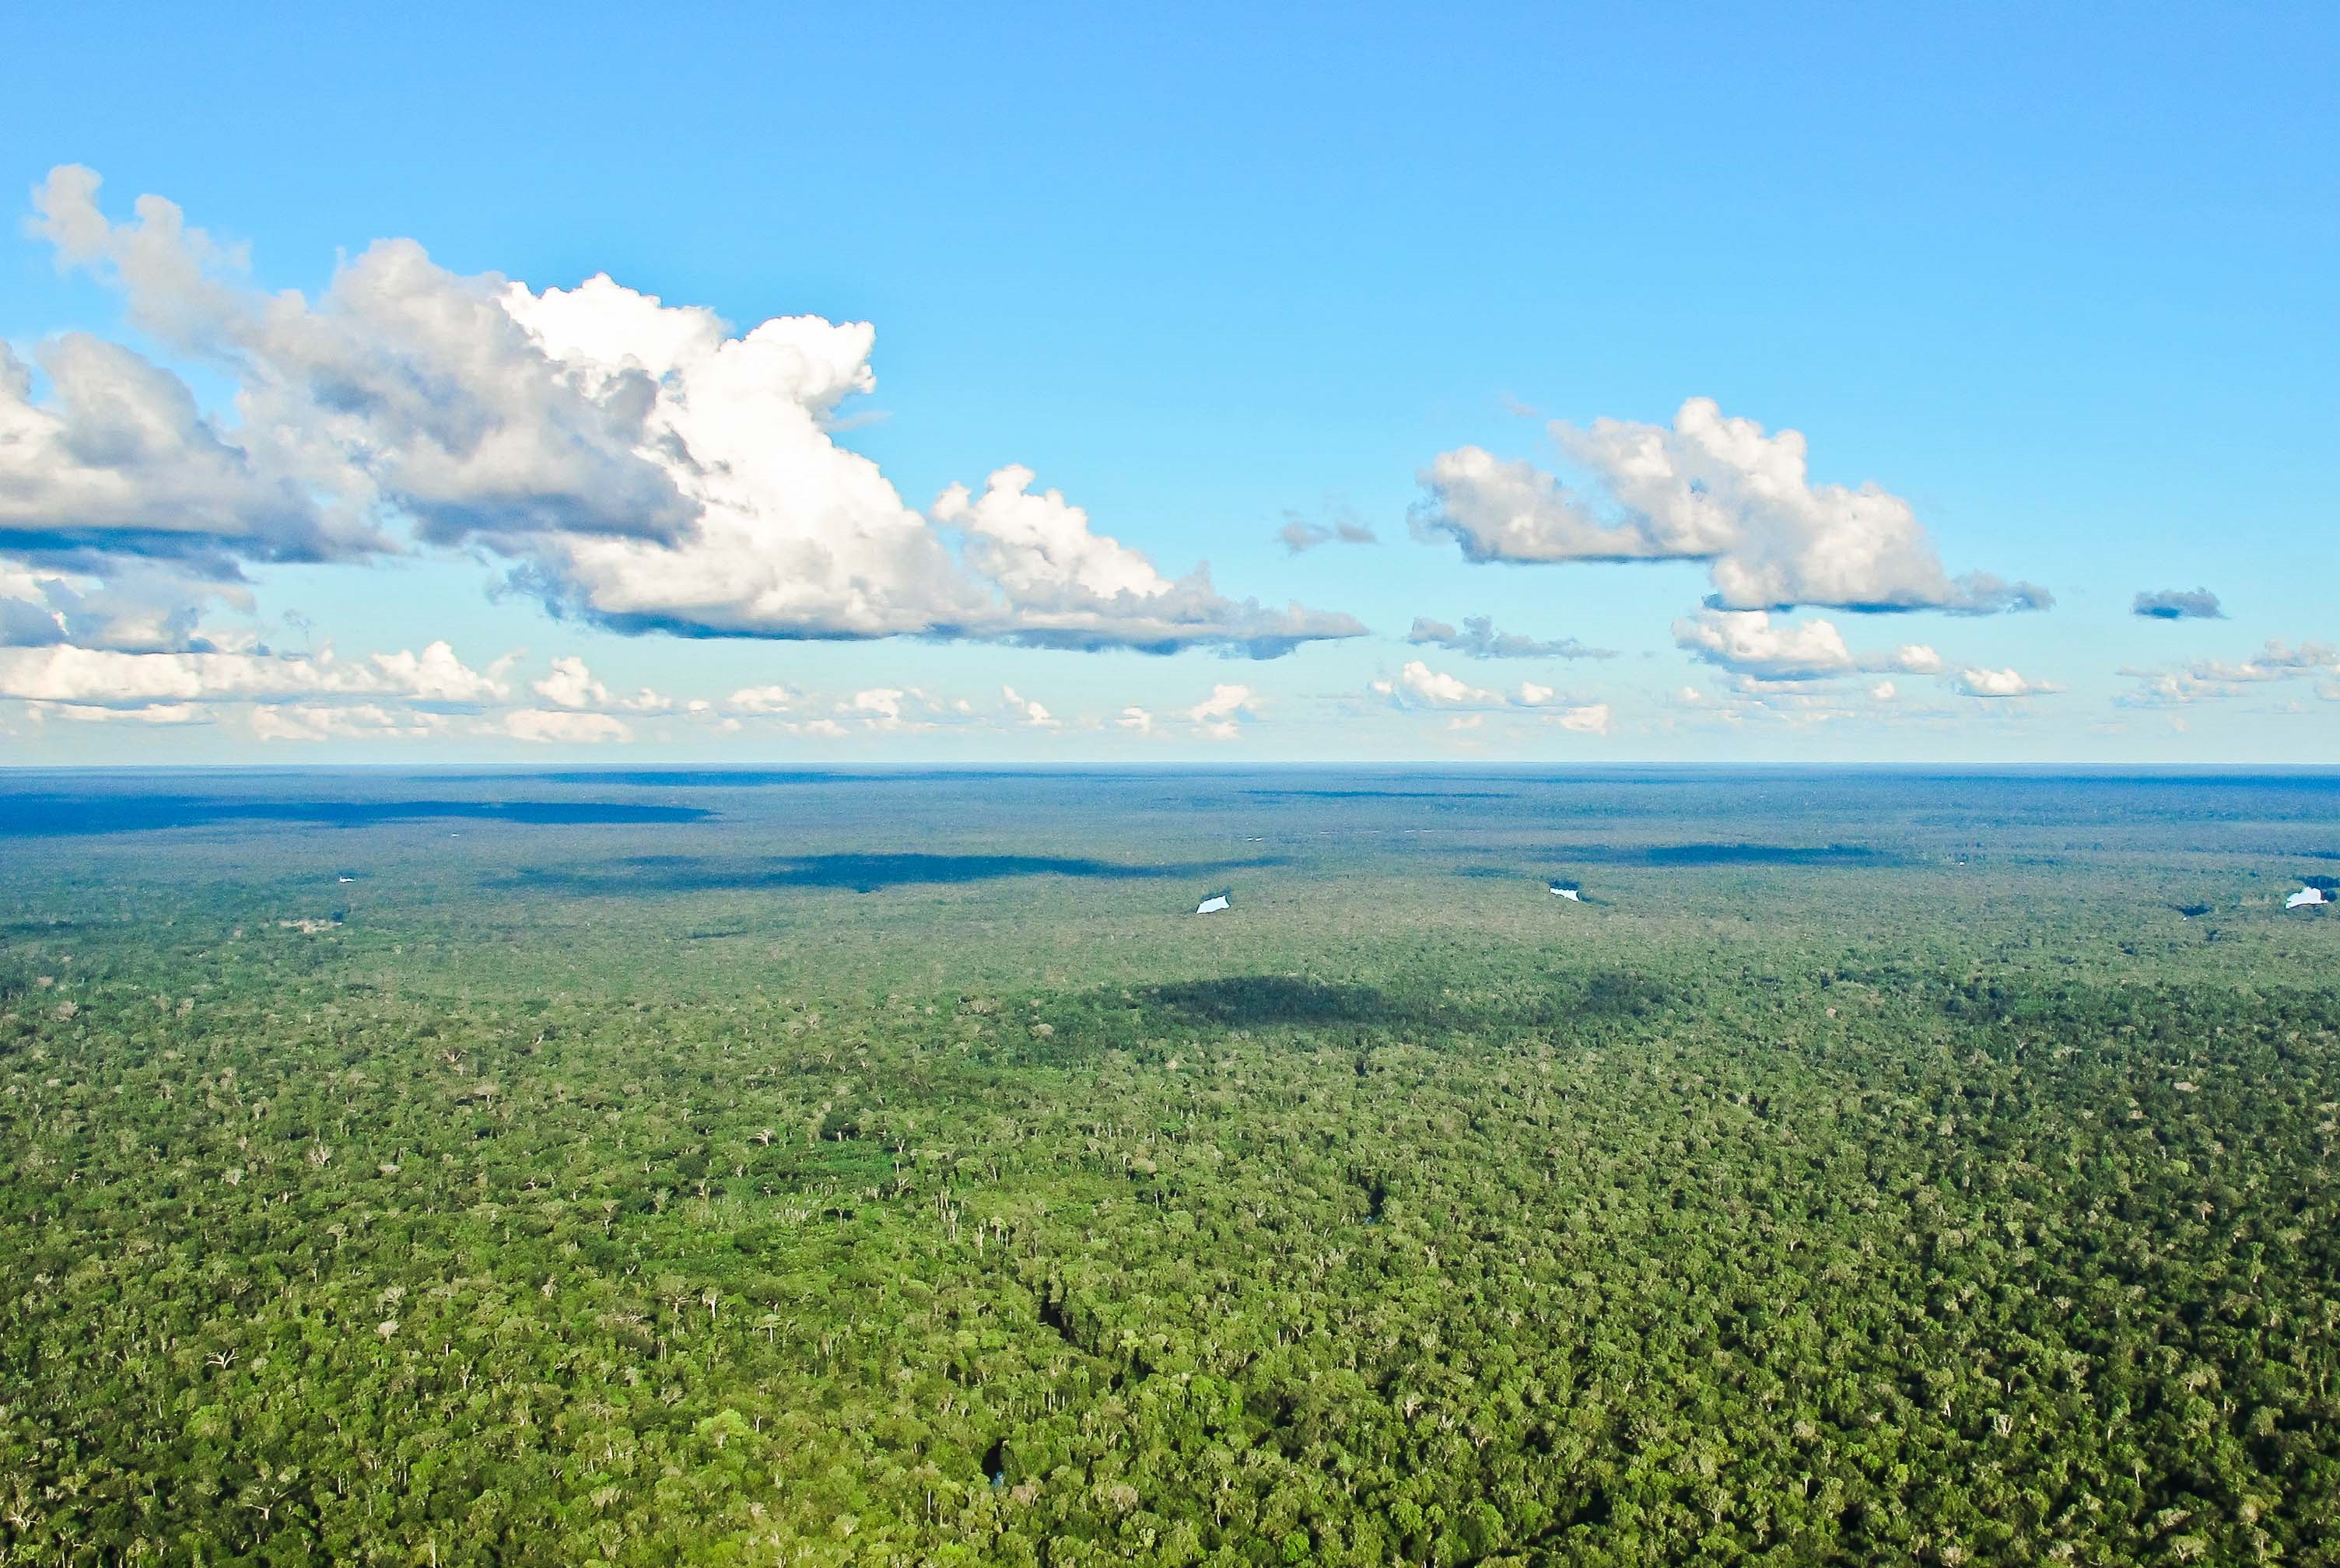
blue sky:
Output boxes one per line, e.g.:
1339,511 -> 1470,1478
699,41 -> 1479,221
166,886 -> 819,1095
2,2 -> 2334,762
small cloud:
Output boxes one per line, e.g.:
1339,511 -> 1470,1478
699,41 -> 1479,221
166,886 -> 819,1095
1186,684 -> 1259,740
1380,660 -> 1505,709
251,704 -> 446,741
1277,503 -> 1378,554
1116,706 -> 1154,734
2116,639 -> 2338,706
1406,614 -> 1614,660
1375,660 -> 1597,721
1869,681 -> 1897,702
2132,587 -> 2224,621
29,699 -> 212,725
1674,609 -> 1958,687
1673,610 -> 1855,681
532,654 -> 671,714
503,709 -> 632,744
724,683 -> 800,716
1942,573 -> 2055,616
1951,667 -> 2060,698
1000,685 -> 1060,729
844,688 -> 913,729
0,639 -> 508,711
1546,702 -> 1612,735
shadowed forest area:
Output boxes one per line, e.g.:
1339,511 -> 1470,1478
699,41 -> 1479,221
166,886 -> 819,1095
2,767 -> 2338,1566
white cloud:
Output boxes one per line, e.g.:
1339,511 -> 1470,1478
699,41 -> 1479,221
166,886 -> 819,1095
1672,611 -> 1855,681
0,639 -> 506,711
2186,640 -> 2337,684
833,686 -> 975,733
1372,660 -> 1599,720
1116,706 -> 1154,734
2115,639 -> 2339,707
934,467 -> 1363,654
251,703 -> 447,741
723,683 -> 800,716
1405,614 -> 1613,660
2116,672 -> 2205,708
0,562 -> 246,654
1951,667 -> 2059,698
503,708 -> 632,744
1378,660 -> 1507,709
1672,609 -> 1946,684
11,167 -> 1361,658
531,654 -> 671,713
1185,684 -> 1259,740
1000,685 -> 1060,728
533,656 -> 609,710
370,643 -> 517,706
0,332 -> 359,573
1870,681 -> 1897,702
1547,702 -> 1612,735
1415,397 -> 2048,614
1277,505 -> 1377,553
846,688 -> 910,728
29,699 -> 211,725
2133,587 -> 2223,621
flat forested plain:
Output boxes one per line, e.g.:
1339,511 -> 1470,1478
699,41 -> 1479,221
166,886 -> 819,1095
2,766 -> 2338,1567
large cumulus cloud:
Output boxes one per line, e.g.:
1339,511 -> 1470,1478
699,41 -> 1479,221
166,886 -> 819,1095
4,167 -> 1359,658
1413,397 -> 2050,615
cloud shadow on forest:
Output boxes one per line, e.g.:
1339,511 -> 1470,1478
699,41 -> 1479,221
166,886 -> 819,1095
0,794 -> 715,837
1242,789 -> 1519,801
1140,975 -> 1396,1027
502,852 -> 1290,896
1530,842 -> 1900,869
1126,968 -> 1672,1034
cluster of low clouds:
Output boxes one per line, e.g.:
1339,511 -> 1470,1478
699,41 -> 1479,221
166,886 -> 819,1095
4,165 -> 2312,751
2116,639 -> 2340,709
1382,398 -> 2084,733
1368,660 -> 1612,736
2110,590 -> 2336,714
1670,608 -> 2056,698
698,676 -> 1265,746
0,621 -> 1274,747
0,635 -> 510,730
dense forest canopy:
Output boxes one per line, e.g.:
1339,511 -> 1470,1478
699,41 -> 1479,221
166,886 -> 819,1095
2,767 -> 2337,1566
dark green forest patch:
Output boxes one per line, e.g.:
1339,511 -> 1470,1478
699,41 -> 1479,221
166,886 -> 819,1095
2,767 -> 2338,1566
503,850 -> 1290,896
